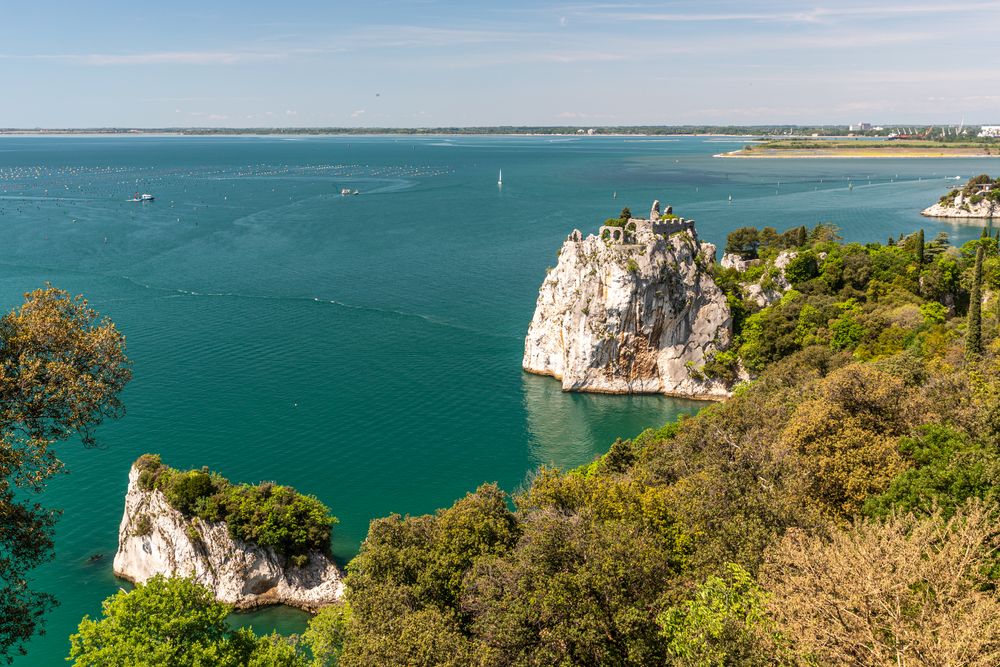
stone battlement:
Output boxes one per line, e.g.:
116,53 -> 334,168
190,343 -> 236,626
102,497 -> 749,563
595,199 -> 695,244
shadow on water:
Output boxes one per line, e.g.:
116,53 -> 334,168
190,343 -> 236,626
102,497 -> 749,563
228,605 -> 311,637
520,373 -> 708,471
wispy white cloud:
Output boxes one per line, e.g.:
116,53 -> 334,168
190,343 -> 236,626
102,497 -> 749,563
0,50 -> 288,65
346,25 -> 533,48
187,111 -> 230,121
561,1 -> 1000,24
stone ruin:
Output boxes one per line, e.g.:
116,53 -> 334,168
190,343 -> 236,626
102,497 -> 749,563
595,199 -> 695,243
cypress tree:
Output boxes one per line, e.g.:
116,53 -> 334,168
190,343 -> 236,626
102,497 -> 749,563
887,236 -> 895,246
982,227 -> 990,240
917,229 -> 925,265
967,243 -> 984,357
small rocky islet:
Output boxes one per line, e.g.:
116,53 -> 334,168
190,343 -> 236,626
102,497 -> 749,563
922,174 -> 1000,219
113,454 -> 343,611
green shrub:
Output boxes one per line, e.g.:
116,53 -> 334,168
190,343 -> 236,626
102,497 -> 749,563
223,483 -> 335,560
626,259 -> 639,273
131,455 -> 336,559
783,252 -> 820,285
920,301 -> 947,325
701,350 -> 740,384
134,514 -> 153,537
164,471 -> 217,517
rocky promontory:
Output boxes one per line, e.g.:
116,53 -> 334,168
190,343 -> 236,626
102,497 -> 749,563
923,174 -> 1000,219
523,201 -> 732,399
113,456 -> 342,611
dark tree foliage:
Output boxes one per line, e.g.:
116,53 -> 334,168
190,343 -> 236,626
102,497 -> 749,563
967,244 -> 984,356
0,288 -> 131,663
783,252 -> 820,285
725,227 -> 761,259
917,228 -> 925,265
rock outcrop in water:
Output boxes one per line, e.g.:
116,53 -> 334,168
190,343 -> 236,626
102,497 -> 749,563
523,203 -> 732,399
113,465 -> 343,611
923,176 -> 1000,219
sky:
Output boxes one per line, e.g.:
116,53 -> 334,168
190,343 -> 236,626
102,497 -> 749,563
2,0 -> 999,127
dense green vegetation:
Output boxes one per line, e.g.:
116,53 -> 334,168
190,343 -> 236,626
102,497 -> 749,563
68,575 -> 306,667
938,173 -> 1000,207
135,455 -> 336,564
708,222 -> 984,380
69,226 -> 1000,665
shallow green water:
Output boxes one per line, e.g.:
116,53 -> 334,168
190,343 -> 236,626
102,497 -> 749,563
0,135 -> 991,662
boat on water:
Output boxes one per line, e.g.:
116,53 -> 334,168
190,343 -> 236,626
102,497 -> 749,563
128,192 -> 154,202
341,188 -> 351,195
498,169 -> 502,186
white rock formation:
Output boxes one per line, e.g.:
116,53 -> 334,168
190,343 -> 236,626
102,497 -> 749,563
740,250 -> 797,308
113,466 -> 343,611
720,253 -> 753,271
523,217 -> 732,399
922,192 -> 1000,219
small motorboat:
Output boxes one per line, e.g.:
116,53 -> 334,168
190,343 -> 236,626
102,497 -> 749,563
128,192 -> 154,202
341,188 -> 352,196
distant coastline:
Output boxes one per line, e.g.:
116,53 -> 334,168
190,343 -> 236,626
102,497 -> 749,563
719,139 -> 1000,159
0,125 -> 858,138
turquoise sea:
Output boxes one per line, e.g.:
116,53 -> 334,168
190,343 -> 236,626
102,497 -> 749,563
1,135 -> 993,663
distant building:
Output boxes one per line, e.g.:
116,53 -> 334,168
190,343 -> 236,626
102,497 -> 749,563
978,126 -> 1000,138
849,122 -> 873,132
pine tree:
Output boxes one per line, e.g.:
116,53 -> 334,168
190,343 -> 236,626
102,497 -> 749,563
916,229 -> 925,265
887,236 -> 895,246
967,243 -> 984,357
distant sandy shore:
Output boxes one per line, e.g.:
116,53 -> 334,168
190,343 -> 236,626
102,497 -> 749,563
718,147 -> 999,159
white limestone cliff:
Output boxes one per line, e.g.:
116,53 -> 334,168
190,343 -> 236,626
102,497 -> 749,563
740,250 -> 798,308
523,210 -> 732,399
113,466 -> 343,611
922,191 -> 1000,219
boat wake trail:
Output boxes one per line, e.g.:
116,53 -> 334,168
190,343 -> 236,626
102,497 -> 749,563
118,275 -> 518,339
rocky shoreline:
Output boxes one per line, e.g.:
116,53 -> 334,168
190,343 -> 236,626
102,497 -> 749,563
922,200 -> 999,219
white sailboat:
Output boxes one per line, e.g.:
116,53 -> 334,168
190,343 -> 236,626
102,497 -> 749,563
498,169 -> 502,187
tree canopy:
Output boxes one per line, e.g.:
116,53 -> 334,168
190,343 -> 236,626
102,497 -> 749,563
68,576 -> 306,667
0,287 -> 131,662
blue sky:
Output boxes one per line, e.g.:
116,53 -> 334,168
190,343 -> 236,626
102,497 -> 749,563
2,0 -> 999,127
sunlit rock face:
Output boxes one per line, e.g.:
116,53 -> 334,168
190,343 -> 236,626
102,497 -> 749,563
523,211 -> 732,399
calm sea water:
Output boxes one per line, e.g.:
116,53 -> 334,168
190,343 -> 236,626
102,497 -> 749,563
1,135 -> 992,662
